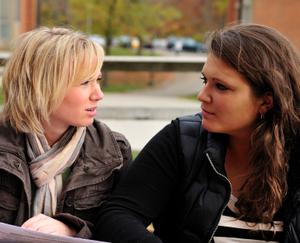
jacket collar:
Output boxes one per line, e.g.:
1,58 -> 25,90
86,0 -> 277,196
205,131 -> 228,176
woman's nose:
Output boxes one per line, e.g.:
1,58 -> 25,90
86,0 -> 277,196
197,84 -> 211,103
91,84 -> 104,101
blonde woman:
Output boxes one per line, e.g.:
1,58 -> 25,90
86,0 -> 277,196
0,27 -> 132,238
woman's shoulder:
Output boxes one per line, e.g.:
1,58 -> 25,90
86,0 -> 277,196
176,113 -> 204,136
89,119 -> 128,143
86,119 -> 131,158
83,119 -> 129,165
0,121 -> 26,150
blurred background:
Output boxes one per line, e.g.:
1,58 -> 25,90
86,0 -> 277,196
0,0 -> 300,153
1,0 -> 300,89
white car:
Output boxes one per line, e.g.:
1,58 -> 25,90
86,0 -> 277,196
89,34 -> 106,47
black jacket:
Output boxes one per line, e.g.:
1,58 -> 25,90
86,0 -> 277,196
95,113 -> 300,243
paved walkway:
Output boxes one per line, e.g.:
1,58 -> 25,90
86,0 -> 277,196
98,70 -> 203,151
100,49 -> 205,151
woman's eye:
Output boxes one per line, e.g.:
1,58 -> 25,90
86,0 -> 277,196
97,77 -> 102,83
216,83 -> 228,90
81,81 -> 89,86
200,76 -> 207,84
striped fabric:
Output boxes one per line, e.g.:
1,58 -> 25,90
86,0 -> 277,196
26,126 -> 86,217
213,195 -> 284,243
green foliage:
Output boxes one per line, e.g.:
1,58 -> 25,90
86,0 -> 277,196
123,0 -> 181,37
214,0 -> 228,15
40,0 -> 181,55
40,0 -> 228,40
40,0 -> 71,26
122,0 -> 181,55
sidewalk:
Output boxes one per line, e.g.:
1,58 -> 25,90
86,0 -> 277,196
96,92 -> 201,120
98,71 -> 202,151
99,50 -> 204,151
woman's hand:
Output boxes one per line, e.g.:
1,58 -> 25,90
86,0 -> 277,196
21,213 -> 77,237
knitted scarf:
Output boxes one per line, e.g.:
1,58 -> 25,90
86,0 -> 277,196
26,126 -> 86,217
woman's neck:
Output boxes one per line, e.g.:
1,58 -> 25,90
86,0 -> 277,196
225,136 -> 252,198
41,120 -> 69,147
227,136 -> 250,165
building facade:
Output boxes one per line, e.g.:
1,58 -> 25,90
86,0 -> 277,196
226,0 -> 300,52
0,0 -> 37,50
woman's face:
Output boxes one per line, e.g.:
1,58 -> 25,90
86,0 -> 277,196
198,54 -> 264,139
48,67 -> 103,133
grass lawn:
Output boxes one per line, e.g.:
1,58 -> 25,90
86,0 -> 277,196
102,84 -> 144,93
181,94 -> 199,102
132,150 -> 140,160
108,47 -> 157,56
0,88 -> 3,105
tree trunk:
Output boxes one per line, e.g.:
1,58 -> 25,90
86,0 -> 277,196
137,36 -> 143,56
105,0 -> 118,55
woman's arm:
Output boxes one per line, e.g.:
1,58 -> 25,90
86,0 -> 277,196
94,120 -> 182,243
112,131 -> 133,191
21,214 -> 77,236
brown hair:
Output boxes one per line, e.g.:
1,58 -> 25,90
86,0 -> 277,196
1,26 -> 104,135
207,24 -> 300,224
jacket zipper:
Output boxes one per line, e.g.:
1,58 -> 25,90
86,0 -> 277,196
206,152 -> 232,243
289,224 -> 296,242
0,148 -> 27,166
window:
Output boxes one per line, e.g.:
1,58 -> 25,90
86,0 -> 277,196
16,0 -> 20,22
0,0 -> 11,39
240,0 -> 253,23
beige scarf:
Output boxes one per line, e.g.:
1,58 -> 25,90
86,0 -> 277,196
26,126 -> 86,217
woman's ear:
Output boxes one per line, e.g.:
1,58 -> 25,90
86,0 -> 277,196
259,91 -> 274,114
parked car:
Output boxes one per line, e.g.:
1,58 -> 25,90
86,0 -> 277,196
131,37 -> 140,49
181,37 -> 198,52
118,35 -> 131,48
143,38 -> 167,49
166,36 -> 178,49
182,37 -> 207,52
88,34 -> 106,47
153,38 -> 167,49
197,42 -> 207,53
166,36 -> 207,53
111,37 -> 120,47
143,37 -> 153,48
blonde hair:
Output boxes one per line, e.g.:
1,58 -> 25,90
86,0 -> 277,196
1,26 -> 105,135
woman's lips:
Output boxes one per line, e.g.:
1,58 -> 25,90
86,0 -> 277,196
85,107 -> 97,116
201,108 -> 213,116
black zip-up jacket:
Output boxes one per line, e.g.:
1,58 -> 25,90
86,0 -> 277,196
95,113 -> 300,243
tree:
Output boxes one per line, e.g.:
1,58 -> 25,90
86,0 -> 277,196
122,0 -> 181,55
40,0 -> 70,26
40,0 -> 181,55
164,0 -> 228,41
40,0 -> 227,52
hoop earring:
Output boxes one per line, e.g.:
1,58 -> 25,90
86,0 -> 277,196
261,113 -> 265,120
